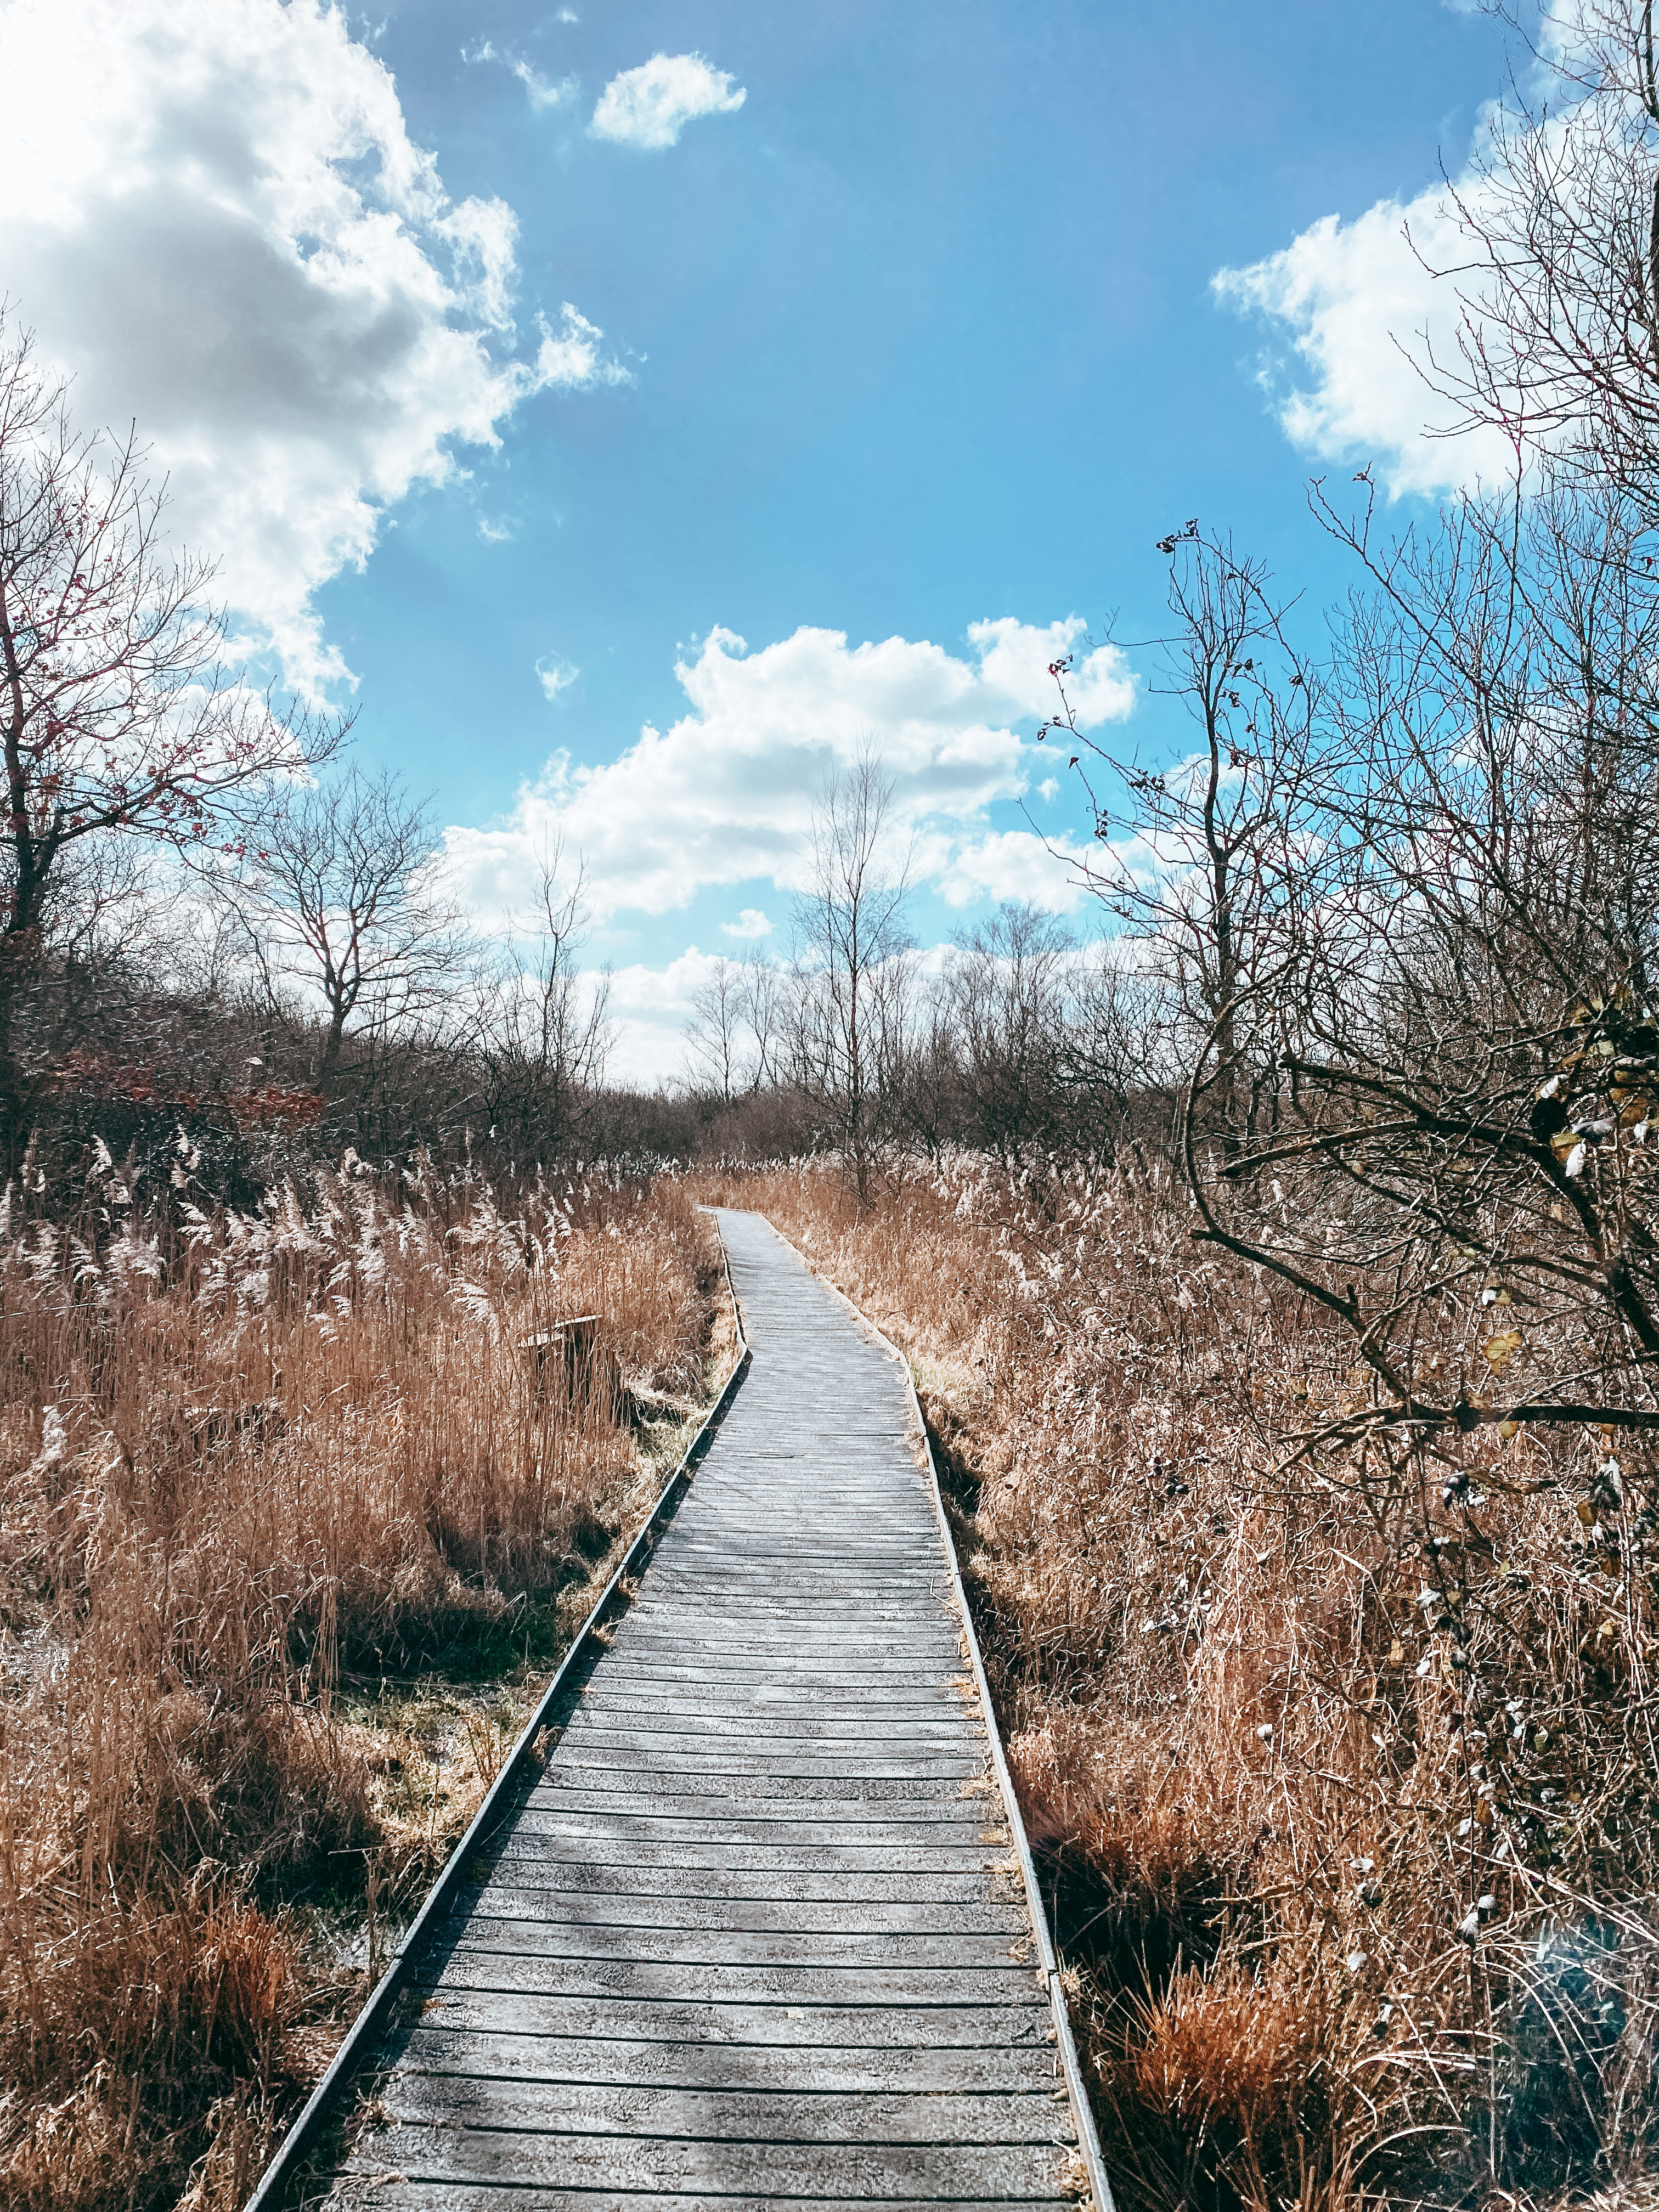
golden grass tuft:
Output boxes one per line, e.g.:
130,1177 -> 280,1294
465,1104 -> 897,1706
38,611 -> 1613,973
0,1156 -> 722,2212
697,1158 -> 1659,2211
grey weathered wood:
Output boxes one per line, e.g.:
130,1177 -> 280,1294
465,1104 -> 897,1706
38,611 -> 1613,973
487,1836 -> 1012,1873
472,1861 -> 1019,1905
524,1784 -> 993,1819
544,1767 -> 986,1795
510,1812 -> 1002,1848
549,1744 -> 983,1775
397,2029 -> 1057,2095
409,1990 -> 1057,2048
439,1920 -> 1030,1968
558,1711 -> 978,1741
315,1211 -> 1076,2209
454,1891 -> 1026,1935
340,2128 -> 1068,2198
424,1956 -> 1046,2007
379,2076 -> 1069,2142
330,2193 -> 1054,2212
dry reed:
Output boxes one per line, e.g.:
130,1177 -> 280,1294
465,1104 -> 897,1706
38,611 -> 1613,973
0,1144 -> 722,2212
698,1158 -> 1659,2212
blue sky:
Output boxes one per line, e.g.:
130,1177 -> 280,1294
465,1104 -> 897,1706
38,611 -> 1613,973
0,0 -> 1521,1074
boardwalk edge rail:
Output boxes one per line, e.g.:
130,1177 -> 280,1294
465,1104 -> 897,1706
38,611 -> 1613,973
782,1222 -> 1118,2212
245,1239 -> 751,2212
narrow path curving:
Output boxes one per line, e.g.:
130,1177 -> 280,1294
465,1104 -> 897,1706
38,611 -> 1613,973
323,1207 -> 1080,2210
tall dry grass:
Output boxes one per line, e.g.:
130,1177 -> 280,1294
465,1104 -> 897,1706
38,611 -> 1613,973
0,1144 -> 721,2212
698,1159 -> 1659,2212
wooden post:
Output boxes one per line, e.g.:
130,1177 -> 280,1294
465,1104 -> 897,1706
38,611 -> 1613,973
523,1316 -> 606,1404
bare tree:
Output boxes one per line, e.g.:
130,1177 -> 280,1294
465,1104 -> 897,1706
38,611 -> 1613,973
1142,487 -> 1659,1448
684,956 -> 749,1106
1059,938 -> 1171,1165
684,945 -> 787,1106
789,753 -> 913,1204
1423,2 -> 1659,500
941,903 -> 1076,1168
0,317 -> 338,1133
474,841 -> 614,1167
1045,527 -> 1326,1167
213,765 -> 469,1087
740,946 -> 784,1090
891,982 -> 963,1165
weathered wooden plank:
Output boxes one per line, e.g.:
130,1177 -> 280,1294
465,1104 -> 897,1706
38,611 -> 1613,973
423,1955 -> 1047,2008
406,1990 -> 1056,2048
574,1669 -> 974,1692
556,1712 -> 979,1743
511,1808 -> 1002,1847
624,1601 -> 960,1619
545,1751 -> 983,1781
522,1778 -> 993,1813
557,1699 -> 979,1728
463,1860 -> 1019,1906
327,2189 -> 1053,2212
613,1628 -> 961,1649
486,1836 -> 1012,1875
625,1567 -> 935,1581
378,2075 -> 1070,2146
609,1640 -> 964,1665
537,1771 -> 988,1808
394,2026 -> 1057,2094
583,1664 -> 964,1689
459,1893 -> 1026,1939
547,1745 -> 983,1777
544,1757 -> 984,1785
563,1699 -> 975,1728
339,2125 -> 1069,2199
433,1918 -> 1027,1970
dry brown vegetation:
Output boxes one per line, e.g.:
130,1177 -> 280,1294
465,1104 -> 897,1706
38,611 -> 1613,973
697,1161 -> 1659,2212
0,1147 -> 724,2212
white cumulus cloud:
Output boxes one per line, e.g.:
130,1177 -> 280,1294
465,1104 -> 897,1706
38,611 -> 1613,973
0,0 -> 626,694
933,830 -> 1097,913
589,53 -> 746,151
443,616 -> 1135,927
721,908 -> 774,940
967,616 -> 1136,725
1214,187 -> 1521,495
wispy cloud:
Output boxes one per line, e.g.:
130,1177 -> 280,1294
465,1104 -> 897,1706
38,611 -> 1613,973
589,52 -> 746,151
531,304 -> 634,390
462,39 -> 578,115
512,59 -> 577,112
537,653 -> 580,701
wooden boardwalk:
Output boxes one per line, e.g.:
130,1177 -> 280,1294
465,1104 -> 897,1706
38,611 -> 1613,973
321,1209 -> 1083,2210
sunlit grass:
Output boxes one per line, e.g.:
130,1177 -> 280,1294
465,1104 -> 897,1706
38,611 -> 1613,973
0,1156 -> 722,2212
698,1159 -> 1659,2212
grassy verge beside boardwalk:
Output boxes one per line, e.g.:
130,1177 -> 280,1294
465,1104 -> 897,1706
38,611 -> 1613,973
696,1161 -> 1659,2212
0,1159 -> 725,2212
